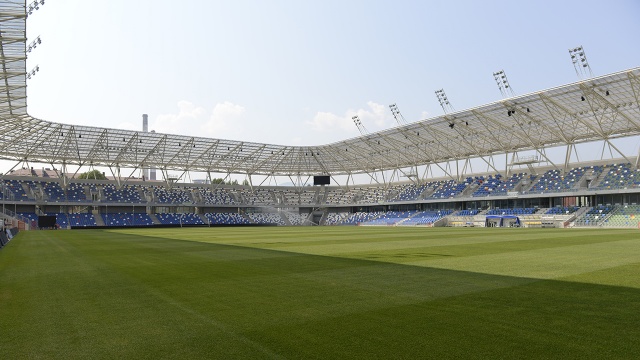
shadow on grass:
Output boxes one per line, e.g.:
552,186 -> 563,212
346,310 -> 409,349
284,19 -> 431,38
2,230 -> 639,359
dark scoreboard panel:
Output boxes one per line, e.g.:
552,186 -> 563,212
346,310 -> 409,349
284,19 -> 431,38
313,175 -> 330,186
38,215 -> 57,228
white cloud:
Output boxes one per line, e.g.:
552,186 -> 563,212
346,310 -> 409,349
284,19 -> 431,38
152,101 -> 206,135
150,101 -> 246,140
306,101 -> 394,135
201,101 -> 246,137
420,111 -> 430,120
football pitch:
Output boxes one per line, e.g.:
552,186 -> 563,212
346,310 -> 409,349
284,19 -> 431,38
2,226 -> 640,359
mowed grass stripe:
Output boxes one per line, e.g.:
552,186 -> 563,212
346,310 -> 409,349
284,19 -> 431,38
2,228 -> 640,358
113,227 -> 640,282
0,231 -> 285,359
3,230 -> 529,358
115,226 -> 626,249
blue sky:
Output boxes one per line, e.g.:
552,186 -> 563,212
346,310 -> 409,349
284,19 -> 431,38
27,0 -> 640,145
21,0 -> 640,177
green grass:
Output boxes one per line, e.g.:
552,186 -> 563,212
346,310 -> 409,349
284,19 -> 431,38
2,227 -> 640,359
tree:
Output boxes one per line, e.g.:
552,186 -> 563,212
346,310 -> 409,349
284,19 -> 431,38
78,170 -> 106,180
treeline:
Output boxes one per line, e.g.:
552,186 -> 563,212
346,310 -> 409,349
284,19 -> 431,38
210,178 -> 250,186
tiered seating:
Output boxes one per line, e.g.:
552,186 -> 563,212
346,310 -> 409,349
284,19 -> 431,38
87,184 -> 98,197
182,213 -> 205,225
474,173 -> 527,196
573,205 -> 614,226
18,212 -> 38,225
248,212 -> 286,225
337,212 -> 383,225
131,213 -> 154,226
324,188 -> 356,205
494,173 -> 526,194
430,180 -> 467,199
102,213 -> 134,227
102,213 -> 154,226
362,211 -> 417,225
528,167 -> 587,193
596,164 -> 640,190
284,212 -> 309,225
545,206 -> 580,215
68,213 -> 98,227
472,175 -> 498,197
391,184 -> 428,202
102,184 -> 144,203
153,187 -> 192,204
486,208 -> 537,215
66,182 -> 87,202
240,189 -> 274,205
45,213 -> 69,228
324,212 -> 349,225
4,180 -> 30,201
401,210 -> 453,225
199,188 -> 235,204
457,209 -> 479,216
204,212 -> 250,225
300,189 -> 319,205
41,182 -> 66,202
353,187 -> 386,204
281,189 -> 317,206
20,212 -> 71,228
601,205 -> 640,228
26,181 -> 39,199
156,213 -> 204,225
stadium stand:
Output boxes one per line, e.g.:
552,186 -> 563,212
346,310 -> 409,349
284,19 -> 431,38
3,162 -> 640,229
247,212 -> 286,225
156,213 -> 204,225
486,208 -> 537,215
68,213 -> 98,227
600,205 -> 640,228
400,210 -> 453,226
595,163 -> 640,190
203,212 -> 250,225
102,184 -> 144,203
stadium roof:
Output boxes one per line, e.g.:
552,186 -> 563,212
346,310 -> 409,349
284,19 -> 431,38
1,1 -> 640,177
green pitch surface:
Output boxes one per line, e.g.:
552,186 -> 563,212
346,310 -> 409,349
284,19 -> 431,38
2,227 -> 640,359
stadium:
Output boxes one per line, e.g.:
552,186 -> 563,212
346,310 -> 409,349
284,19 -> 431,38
2,1 -> 640,358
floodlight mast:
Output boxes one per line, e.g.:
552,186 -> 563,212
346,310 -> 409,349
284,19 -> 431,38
493,70 -> 515,98
435,89 -> 456,129
352,115 -> 368,136
569,46 -> 593,79
389,103 -> 408,126
435,89 -> 454,114
26,36 -> 41,53
27,65 -> 39,80
26,0 -> 45,17
26,1 -> 45,80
